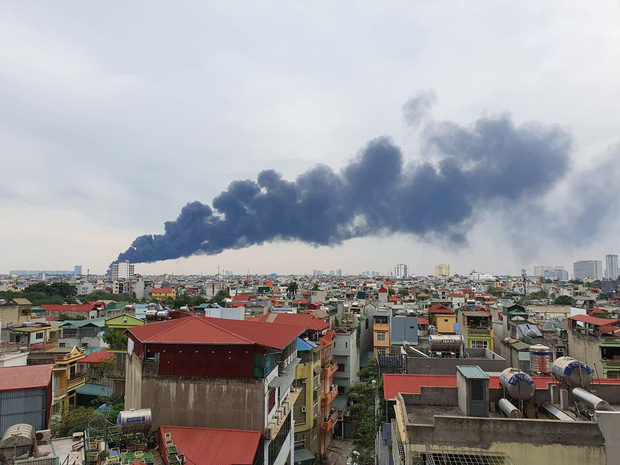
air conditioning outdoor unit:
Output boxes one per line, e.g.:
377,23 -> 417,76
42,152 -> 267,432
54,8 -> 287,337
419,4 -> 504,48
36,430 -> 52,443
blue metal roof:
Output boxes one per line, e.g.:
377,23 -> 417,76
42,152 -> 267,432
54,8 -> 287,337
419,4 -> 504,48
296,337 -> 317,351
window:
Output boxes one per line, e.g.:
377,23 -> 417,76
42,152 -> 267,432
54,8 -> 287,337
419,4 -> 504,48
471,340 -> 488,349
377,348 -> 387,356
35,332 -> 43,340
376,332 -> 386,342
59,343 -> 66,348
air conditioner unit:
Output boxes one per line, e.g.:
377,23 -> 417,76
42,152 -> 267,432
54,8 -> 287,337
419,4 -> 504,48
35,430 -> 51,443
301,406 -> 306,413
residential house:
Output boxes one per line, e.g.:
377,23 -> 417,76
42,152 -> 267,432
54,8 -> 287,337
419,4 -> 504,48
10,323 -> 61,347
428,304 -> 456,334
58,318 -> 107,349
28,346 -> 86,410
0,298 -> 32,330
77,349 -> 114,403
125,315 -> 306,465
149,288 -> 177,301
459,310 -> 494,351
567,314 -> 620,378
373,310 -> 390,358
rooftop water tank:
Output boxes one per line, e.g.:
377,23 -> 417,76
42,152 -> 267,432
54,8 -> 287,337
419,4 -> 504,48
552,357 -> 593,388
0,424 -> 35,459
499,368 -> 536,400
117,409 -> 153,433
428,335 -> 463,351
529,344 -> 551,374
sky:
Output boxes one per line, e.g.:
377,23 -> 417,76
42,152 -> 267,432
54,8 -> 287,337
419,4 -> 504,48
1,1 -> 619,277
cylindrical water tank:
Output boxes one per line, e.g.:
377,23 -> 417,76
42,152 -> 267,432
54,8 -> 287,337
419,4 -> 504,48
145,309 -> 158,320
117,409 -> 153,433
498,398 -> 522,418
552,357 -> 593,388
428,335 -> 463,351
572,387 -> 611,411
0,424 -> 35,458
529,344 -> 551,374
500,368 -> 536,400
156,310 -> 169,320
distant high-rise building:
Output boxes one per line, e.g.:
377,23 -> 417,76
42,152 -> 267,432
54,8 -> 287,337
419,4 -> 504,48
534,265 -> 567,281
313,269 -> 324,277
573,260 -> 603,281
435,264 -> 450,277
112,260 -> 135,280
74,265 -> 82,276
605,255 -> 619,280
394,264 -> 409,279
336,269 -> 342,278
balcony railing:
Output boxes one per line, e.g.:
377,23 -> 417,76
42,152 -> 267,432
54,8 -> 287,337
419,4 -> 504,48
321,385 -> 338,405
602,359 -> 620,367
323,362 -> 338,377
321,411 -> 338,432
467,328 -> 492,337
53,387 -> 67,400
67,376 -> 86,391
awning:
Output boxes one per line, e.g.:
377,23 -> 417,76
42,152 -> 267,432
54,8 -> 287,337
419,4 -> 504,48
294,448 -> 315,465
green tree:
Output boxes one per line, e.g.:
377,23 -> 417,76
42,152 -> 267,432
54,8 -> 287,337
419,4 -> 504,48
598,292 -> 608,300
51,406 -> 96,438
209,289 -> 230,304
388,287 -> 395,296
554,295 -> 573,305
102,328 -> 128,350
312,283 -> 319,291
57,313 -> 86,321
286,281 -> 299,299
348,357 -> 382,465
397,288 -> 409,297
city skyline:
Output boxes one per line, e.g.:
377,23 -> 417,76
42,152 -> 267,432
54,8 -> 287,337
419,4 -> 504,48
1,2 -> 620,276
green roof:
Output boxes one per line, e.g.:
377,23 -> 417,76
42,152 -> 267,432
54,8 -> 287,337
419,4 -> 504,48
60,318 -> 107,328
456,365 -> 489,380
104,301 -> 130,311
293,448 -> 315,465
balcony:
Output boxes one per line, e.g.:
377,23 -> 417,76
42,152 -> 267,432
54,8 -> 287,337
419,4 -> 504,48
265,388 -> 301,440
321,385 -> 338,405
321,411 -> 338,432
67,376 -> 86,391
467,328 -> 492,337
602,359 -> 620,368
53,387 -> 67,401
323,362 -> 338,378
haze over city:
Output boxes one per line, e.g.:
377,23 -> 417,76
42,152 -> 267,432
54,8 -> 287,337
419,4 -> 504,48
1,2 -> 619,276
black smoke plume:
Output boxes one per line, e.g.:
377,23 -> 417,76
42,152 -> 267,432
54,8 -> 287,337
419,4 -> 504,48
115,112 -> 572,264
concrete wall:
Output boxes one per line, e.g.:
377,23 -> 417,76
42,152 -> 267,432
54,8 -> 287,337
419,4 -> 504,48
595,410 -> 620,465
398,407 -> 607,465
125,351 -> 266,431
568,329 -> 601,368
407,355 -> 507,375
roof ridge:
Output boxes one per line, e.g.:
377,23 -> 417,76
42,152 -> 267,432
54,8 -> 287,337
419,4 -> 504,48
197,316 -> 255,344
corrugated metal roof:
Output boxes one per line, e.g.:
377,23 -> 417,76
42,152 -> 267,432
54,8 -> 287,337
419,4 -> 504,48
0,364 -> 54,392
257,312 -> 329,332
160,426 -> 261,465
457,366 -> 489,379
568,315 -> 619,326
129,315 -> 307,350
461,310 -> 489,318
79,349 -> 113,364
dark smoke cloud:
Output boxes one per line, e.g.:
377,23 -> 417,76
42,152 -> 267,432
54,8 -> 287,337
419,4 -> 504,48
402,90 -> 437,128
115,112 -> 572,264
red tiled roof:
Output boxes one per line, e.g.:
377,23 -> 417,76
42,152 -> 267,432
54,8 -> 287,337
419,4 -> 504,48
382,373 -> 620,400
429,304 -> 454,315
79,349 -> 113,364
568,315 -> 619,326
0,364 -> 54,392
418,318 -> 429,325
231,295 -> 250,302
150,288 -> 175,293
128,315 -> 306,350
29,345 -> 55,350
159,426 -> 261,465
257,313 -> 329,332
41,304 -> 96,312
